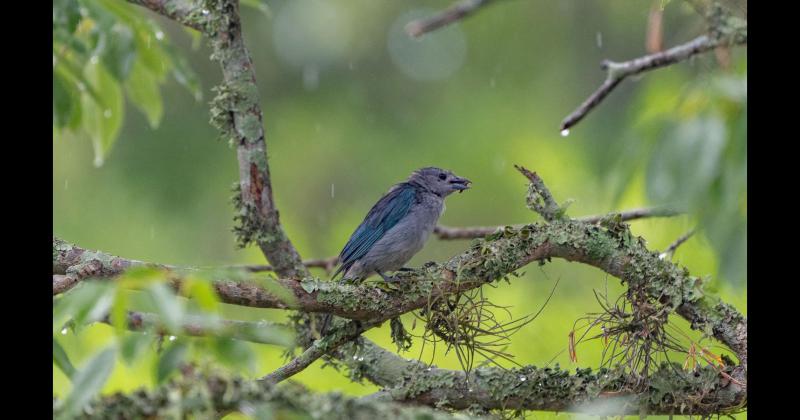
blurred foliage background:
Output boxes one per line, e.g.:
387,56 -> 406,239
53,0 -> 746,418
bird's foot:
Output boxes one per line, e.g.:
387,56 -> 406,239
376,271 -> 404,291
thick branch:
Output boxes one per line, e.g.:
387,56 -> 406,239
57,370 -> 468,419
405,0 -> 497,38
126,0 -> 309,279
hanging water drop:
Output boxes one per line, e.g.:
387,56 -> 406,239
155,31 -> 164,41
519,376 -> 527,381
202,9 -> 210,15
90,55 -> 99,65
560,128 -> 570,137
61,327 -> 68,335
168,335 -> 176,341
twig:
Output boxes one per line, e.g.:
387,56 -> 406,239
561,34 -> 735,131
237,257 -> 339,274
405,0 -> 497,38
100,311 -> 291,346
659,228 -> 696,260
515,164 -> 562,222
260,319 -> 377,384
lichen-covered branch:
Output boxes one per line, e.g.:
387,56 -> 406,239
56,369 -> 472,419
126,0 -> 309,280
434,206 -> 681,240
260,319 -> 376,384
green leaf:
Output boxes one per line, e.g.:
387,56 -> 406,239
57,346 -> 117,418
101,23 -> 136,81
53,72 -> 82,130
213,338 -> 255,372
646,116 -> 726,208
166,43 -> 202,101
156,341 -> 188,383
121,332 -> 151,365
81,61 -> 124,167
53,282 -> 115,334
235,322 -> 294,347
183,276 -> 220,312
240,0 -> 273,19
110,287 -> 128,335
125,59 -> 163,128
145,283 -> 185,334
53,338 -> 77,380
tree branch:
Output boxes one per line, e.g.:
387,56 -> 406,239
560,30 -> 745,131
57,369 -> 468,419
433,207 -> 681,240
100,310 -> 292,347
126,0 -> 208,32
260,319 -> 377,384
405,0 -> 497,38
126,0 -> 309,279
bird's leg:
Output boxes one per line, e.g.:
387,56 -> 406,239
376,270 -> 397,282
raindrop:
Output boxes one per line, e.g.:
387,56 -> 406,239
348,61 -> 355,70
352,355 -> 358,360
468,388 -> 473,393
357,357 -> 364,361
104,109 -> 112,119
596,32 -> 603,48
658,252 -> 668,260
168,335 -> 177,341
201,9 -> 210,15
155,31 -> 164,41
64,179 -> 69,190
519,376 -> 527,381
90,55 -> 99,65
61,327 -> 68,335
330,183 -> 335,198
489,77 -> 496,88
560,129 -> 570,137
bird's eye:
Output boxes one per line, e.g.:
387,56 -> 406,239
438,173 -> 447,180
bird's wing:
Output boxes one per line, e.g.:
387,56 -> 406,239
333,183 -> 418,278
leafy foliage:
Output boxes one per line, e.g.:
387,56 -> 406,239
53,0 -> 202,166
52,267 -> 294,415
610,68 -> 747,285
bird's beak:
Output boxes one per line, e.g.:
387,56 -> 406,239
450,176 -> 472,192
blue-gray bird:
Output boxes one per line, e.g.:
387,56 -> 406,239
332,167 -> 471,282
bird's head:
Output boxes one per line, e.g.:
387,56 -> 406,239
408,167 -> 471,197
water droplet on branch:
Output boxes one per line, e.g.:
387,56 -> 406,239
560,129 -> 570,137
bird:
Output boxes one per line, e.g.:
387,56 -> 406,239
332,167 -> 472,282
318,167 -> 471,335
